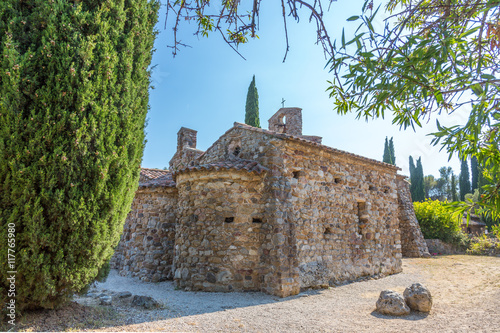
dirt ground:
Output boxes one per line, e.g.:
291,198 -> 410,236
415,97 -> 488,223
12,255 -> 500,332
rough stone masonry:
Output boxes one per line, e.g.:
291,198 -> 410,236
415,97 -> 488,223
111,107 -> 429,297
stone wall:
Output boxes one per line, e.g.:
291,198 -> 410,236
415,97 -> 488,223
396,175 -> 430,258
196,126 -> 302,296
282,139 -> 403,289
111,186 -> 177,282
194,124 -> 404,295
425,239 -> 464,255
173,169 -> 269,292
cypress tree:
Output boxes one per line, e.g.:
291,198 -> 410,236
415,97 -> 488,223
383,137 -> 395,165
245,75 -> 260,128
409,156 -> 424,202
414,157 -> 425,202
383,137 -> 390,163
409,156 -> 417,201
389,137 -> 396,165
459,159 -> 472,200
451,173 -> 458,201
0,0 -> 159,311
471,156 -> 479,192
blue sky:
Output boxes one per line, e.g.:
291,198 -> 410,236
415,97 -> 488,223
144,0 -> 466,178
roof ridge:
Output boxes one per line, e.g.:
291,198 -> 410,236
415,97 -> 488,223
232,122 -> 401,171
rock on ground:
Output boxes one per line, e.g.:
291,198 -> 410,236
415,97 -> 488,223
404,283 -> 432,312
375,290 -> 410,316
99,295 -> 113,306
131,295 -> 161,309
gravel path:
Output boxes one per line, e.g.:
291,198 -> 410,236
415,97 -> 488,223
87,255 -> 500,332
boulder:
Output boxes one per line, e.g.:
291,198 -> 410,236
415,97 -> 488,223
117,291 -> 132,298
375,290 -> 410,316
404,283 -> 432,312
131,295 -> 161,309
99,295 -> 113,306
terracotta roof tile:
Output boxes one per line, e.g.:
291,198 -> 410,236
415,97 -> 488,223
174,159 -> 268,177
139,171 -> 176,188
140,168 -> 170,180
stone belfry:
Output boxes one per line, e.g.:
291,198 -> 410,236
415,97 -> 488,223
268,107 -> 303,136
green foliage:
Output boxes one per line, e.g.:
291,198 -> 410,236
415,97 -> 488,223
389,137 -> 395,165
245,75 -> 260,128
459,159 -> 472,200
423,174 -> 436,199
467,234 -> 500,256
0,0 -> 159,311
383,136 -> 395,165
471,156 -> 479,192
414,200 -> 464,244
78,259 -> 111,295
409,156 -> 425,202
329,0 -> 500,219
383,137 -> 390,163
451,174 -> 458,202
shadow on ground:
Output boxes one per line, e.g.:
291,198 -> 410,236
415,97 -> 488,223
370,310 -> 429,321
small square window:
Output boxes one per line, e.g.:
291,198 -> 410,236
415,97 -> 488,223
225,217 -> 234,223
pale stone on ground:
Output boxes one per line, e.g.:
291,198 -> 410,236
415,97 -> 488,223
404,283 -> 432,312
376,290 -> 410,316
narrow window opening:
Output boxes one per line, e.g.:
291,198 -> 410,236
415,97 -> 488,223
369,185 -> 377,191
334,177 -> 342,184
324,227 -> 333,235
293,171 -> 301,179
252,218 -> 262,223
225,217 -> 234,223
233,146 -> 241,156
357,201 -> 368,234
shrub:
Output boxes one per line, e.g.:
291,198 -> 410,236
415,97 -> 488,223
0,0 -> 159,311
414,199 -> 465,245
467,235 -> 500,256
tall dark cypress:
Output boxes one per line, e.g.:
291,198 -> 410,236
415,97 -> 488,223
414,157 -> 425,202
409,156 -> 417,201
383,137 -> 391,163
245,75 -> 260,128
471,156 -> 479,192
451,173 -> 458,201
459,159 -> 472,200
383,137 -> 395,165
389,137 -> 396,165
0,0 -> 159,310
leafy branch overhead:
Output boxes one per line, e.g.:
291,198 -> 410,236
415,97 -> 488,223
164,0 -> 337,61
328,0 -> 500,218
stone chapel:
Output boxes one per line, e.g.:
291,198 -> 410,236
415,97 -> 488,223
111,107 -> 429,297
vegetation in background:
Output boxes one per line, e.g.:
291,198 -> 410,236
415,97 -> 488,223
471,156 -> 479,192
451,174 -> 459,202
459,159 -> 472,200
329,0 -> 500,219
414,200 -> 468,247
468,225 -> 500,255
0,0 -> 159,311
409,156 -> 425,202
382,136 -> 395,165
245,75 -> 260,128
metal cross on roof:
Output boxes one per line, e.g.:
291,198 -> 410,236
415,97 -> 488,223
281,98 -> 286,108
